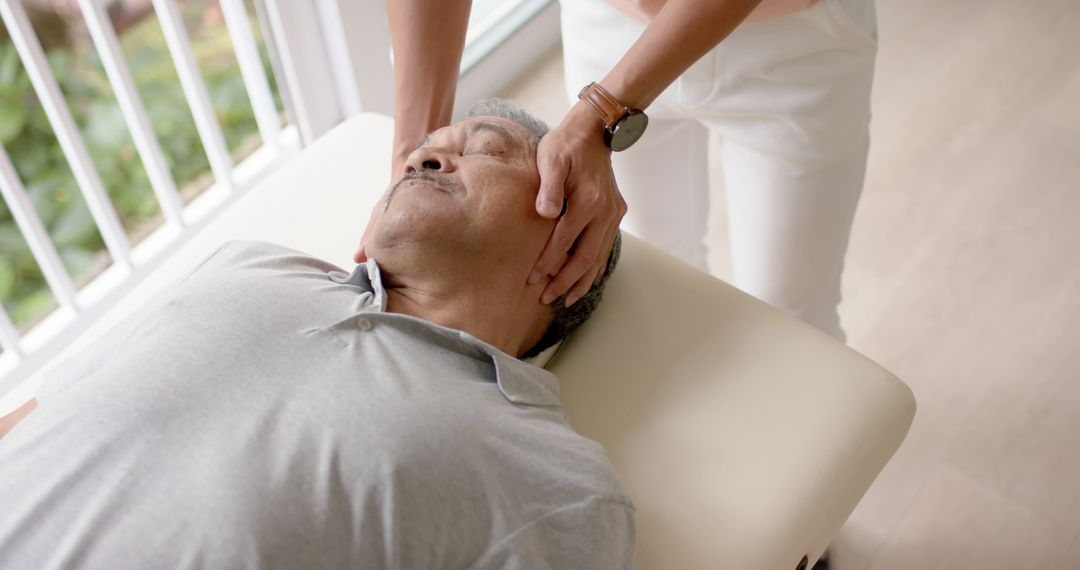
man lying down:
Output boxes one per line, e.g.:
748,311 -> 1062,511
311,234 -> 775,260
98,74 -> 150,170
0,99 -> 633,569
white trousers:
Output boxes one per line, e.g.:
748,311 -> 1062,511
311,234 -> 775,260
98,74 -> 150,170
561,0 -> 878,340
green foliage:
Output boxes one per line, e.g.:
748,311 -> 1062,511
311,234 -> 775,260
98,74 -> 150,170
0,7 -> 281,330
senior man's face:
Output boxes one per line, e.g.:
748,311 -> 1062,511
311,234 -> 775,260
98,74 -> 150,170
367,116 -> 555,268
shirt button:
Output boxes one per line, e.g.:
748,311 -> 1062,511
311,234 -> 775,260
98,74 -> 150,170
355,318 -> 373,332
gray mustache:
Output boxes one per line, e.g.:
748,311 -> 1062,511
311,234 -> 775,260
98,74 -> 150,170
383,171 -> 463,211
396,171 -> 461,194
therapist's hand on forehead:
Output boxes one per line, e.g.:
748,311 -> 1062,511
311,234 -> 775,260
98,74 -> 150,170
354,0 -> 763,306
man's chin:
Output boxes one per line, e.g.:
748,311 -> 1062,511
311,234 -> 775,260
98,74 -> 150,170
370,209 -> 463,251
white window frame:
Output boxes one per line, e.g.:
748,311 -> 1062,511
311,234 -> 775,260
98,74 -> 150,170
261,0 -> 561,136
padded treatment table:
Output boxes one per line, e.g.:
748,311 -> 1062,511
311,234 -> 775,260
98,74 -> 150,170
6,113 -> 915,569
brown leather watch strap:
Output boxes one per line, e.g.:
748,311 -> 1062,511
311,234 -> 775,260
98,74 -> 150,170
578,82 -> 627,129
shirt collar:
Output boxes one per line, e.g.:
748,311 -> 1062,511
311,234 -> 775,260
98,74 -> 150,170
458,330 -> 562,409
328,259 -> 562,409
327,258 -> 387,312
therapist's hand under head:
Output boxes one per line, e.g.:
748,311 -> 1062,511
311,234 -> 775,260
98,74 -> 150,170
353,152 -> 415,264
528,102 -> 627,307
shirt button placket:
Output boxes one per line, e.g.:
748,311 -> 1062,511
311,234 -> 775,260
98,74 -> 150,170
355,318 -> 373,332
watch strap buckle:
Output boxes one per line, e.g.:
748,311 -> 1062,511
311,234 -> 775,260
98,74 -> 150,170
578,82 -> 627,129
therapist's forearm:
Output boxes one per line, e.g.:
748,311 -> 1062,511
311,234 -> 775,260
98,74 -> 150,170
595,0 -> 763,110
386,0 -> 472,171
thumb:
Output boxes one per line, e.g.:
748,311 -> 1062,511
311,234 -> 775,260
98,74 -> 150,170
536,157 -> 568,219
353,244 -> 368,264
354,196 -> 385,263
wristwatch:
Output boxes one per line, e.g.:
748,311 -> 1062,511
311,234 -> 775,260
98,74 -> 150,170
577,82 -> 648,151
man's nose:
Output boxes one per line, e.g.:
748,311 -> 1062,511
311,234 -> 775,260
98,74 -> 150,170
404,147 -> 456,175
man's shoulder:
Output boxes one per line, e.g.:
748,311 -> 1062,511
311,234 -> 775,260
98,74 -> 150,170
216,239 -> 307,260
204,240 -> 345,274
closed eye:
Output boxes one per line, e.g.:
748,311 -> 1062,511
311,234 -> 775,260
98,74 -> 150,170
464,146 -> 504,157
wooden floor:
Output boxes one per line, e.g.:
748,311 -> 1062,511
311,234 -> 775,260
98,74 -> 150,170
500,0 -> 1080,567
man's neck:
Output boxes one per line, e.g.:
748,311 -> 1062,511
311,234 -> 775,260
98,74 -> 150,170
375,255 -> 545,357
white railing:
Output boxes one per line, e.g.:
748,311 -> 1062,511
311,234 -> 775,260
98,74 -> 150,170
0,0 -> 313,397
1,0 -> 132,272
220,0 -> 281,149
79,0 -> 186,230
153,0 -> 236,189
0,0 -> 559,402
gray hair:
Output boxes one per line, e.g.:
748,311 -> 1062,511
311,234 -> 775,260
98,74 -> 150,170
464,98 -> 622,358
465,98 -> 549,149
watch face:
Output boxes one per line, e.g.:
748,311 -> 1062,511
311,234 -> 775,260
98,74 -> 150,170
610,111 -> 648,151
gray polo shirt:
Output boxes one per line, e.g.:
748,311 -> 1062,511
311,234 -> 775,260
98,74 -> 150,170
0,240 -> 635,569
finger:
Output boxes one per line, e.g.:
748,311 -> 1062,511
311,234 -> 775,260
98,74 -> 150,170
564,255 -> 603,308
541,219 -> 607,305
592,179 -> 627,284
354,189 -> 390,263
564,221 -> 618,306
592,222 -> 619,285
536,152 -> 569,219
596,191 -> 627,282
353,218 -> 377,263
528,193 -> 596,285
